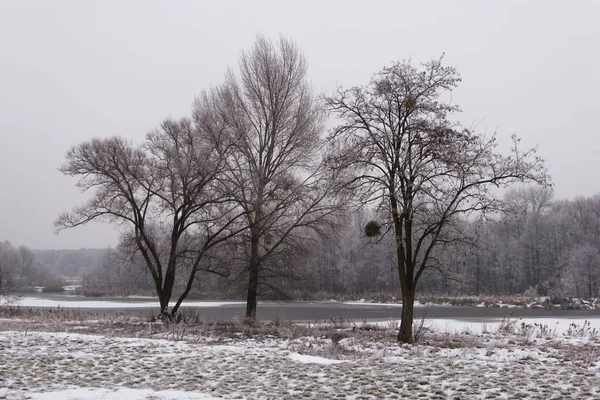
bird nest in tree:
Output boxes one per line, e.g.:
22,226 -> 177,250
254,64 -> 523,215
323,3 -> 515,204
364,220 -> 381,237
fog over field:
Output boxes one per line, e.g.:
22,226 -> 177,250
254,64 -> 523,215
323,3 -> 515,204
0,0 -> 599,250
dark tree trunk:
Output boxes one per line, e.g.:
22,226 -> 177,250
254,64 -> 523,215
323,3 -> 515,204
398,289 -> 415,343
245,266 -> 259,320
245,228 -> 261,321
150,272 -> 169,317
162,265 -> 176,308
390,193 -> 416,344
475,254 -> 481,296
171,270 -> 197,317
158,290 -> 170,317
156,262 -> 177,318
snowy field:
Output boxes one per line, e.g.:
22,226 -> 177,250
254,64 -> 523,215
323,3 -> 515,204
1,313 -> 600,399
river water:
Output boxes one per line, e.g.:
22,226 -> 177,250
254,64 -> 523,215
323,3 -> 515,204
11,292 -> 600,323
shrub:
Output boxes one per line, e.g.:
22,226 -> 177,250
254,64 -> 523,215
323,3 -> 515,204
41,285 -> 66,293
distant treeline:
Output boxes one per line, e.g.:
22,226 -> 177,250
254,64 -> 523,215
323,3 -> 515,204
13,186 -> 596,300
0,241 -> 66,293
32,248 -> 110,279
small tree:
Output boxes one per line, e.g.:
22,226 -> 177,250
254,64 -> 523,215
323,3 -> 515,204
325,57 -> 547,343
56,118 -> 244,317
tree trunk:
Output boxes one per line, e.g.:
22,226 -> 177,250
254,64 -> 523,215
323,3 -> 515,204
171,263 -> 201,317
245,267 -> 259,321
151,274 -> 169,318
398,289 -> 415,343
162,263 -> 176,310
389,193 -> 413,344
156,265 -> 176,319
245,228 -> 261,321
158,290 -> 170,318
475,254 -> 481,295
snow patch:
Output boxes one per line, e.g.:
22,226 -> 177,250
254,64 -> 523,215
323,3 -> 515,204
342,301 -> 402,307
428,317 -> 600,335
0,387 -> 221,400
288,352 -> 347,365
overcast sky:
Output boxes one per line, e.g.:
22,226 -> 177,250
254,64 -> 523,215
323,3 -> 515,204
1,0 -> 598,249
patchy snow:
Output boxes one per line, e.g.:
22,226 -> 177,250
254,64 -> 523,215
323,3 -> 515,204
0,295 -> 19,307
11,296 -> 244,309
358,316 -> 600,337
288,352 -> 347,365
0,387 -> 221,400
342,300 -> 402,306
427,317 -> 600,336
0,324 -> 598,399
341,300 -> 439,307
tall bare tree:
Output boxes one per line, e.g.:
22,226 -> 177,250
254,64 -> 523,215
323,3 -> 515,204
325,57 -> 547,343
56,118 -> 244,317
195,36 -> 345,320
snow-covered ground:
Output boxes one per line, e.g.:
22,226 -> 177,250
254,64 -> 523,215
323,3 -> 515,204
0,387 -> 219,400
306,316 -> 600,338
1,316 -> 600,399
419,317 -> 600,336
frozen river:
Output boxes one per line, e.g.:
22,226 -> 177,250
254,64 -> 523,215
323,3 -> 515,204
10,292 -> 600,324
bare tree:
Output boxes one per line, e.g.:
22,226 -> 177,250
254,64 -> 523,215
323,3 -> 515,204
17,245 -> 35,286
56,118 -> 245,317
566,244 -> 600,298
508,186 -> 553,290
325,57 -> 547,343
0,241 -> 20,301
194,36 -> 345,320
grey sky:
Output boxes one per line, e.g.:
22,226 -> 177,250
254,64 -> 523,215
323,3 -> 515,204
1,0 -> 598,249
